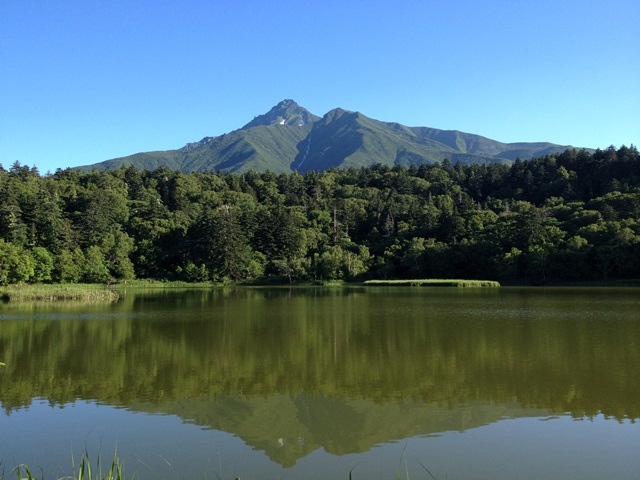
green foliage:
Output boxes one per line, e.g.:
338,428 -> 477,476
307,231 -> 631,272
100,230 -> 135,280
0,145 -> 639,285
0,239 -> 32,285
83,246 -> 110,283
54,248 -> 85,283
31,246 -> 54,282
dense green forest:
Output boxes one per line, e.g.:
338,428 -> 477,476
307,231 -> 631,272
1,145 -> 639,285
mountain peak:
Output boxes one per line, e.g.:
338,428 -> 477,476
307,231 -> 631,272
80,100 -> 587,174
322,107 -> 359,123
242,100 -> 319,129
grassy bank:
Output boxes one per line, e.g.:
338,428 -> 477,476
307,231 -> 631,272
0,279 -> 501,302
0,284 -> 119,302
364,279 -> 500,287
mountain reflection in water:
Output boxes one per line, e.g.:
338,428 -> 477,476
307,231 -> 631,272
130,395 -> 550,467
1,287 -> 639,470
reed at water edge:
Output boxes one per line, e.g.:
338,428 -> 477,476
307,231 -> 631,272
2,449 -> 440,480
0,284 -> 119,302
364,279 -> 500,287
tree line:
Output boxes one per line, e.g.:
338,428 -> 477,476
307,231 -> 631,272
1,145 -> 639,285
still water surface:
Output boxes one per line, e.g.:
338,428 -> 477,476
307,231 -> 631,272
1,287 -> 639,479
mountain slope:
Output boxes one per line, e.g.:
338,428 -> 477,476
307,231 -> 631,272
181,122 -> 313,174
79,100 -> 582,173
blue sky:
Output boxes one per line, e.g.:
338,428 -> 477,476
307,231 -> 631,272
2,0 -> 639,174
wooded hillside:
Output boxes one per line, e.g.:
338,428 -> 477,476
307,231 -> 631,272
1,145 -> 638,285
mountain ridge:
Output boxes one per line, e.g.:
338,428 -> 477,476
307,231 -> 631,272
79,100 -> 585,173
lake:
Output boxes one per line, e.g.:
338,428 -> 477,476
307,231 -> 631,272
1,287 -> 639,479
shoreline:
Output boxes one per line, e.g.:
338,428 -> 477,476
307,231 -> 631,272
3,278 -> 640,302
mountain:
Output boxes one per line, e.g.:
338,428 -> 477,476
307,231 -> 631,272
132,395 -> 549,467
241,98 -> 320,129
79,100 -> 582,174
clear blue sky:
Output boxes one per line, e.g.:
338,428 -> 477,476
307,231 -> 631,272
2,0 -> 639,173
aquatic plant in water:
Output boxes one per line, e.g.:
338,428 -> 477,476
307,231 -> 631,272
6,450 -> 127,480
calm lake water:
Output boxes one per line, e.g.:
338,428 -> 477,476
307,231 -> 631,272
1,287 -> 639,479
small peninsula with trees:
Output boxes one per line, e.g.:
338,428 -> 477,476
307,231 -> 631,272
1,145 -> 638,287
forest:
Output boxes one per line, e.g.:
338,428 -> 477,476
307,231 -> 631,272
0,145 -> 639,286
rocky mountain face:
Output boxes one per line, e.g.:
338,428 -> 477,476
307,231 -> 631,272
241,99 -> 320,129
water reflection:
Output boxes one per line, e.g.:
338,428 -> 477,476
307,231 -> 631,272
1,287 -> 639,467
132,395 -> 551,467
